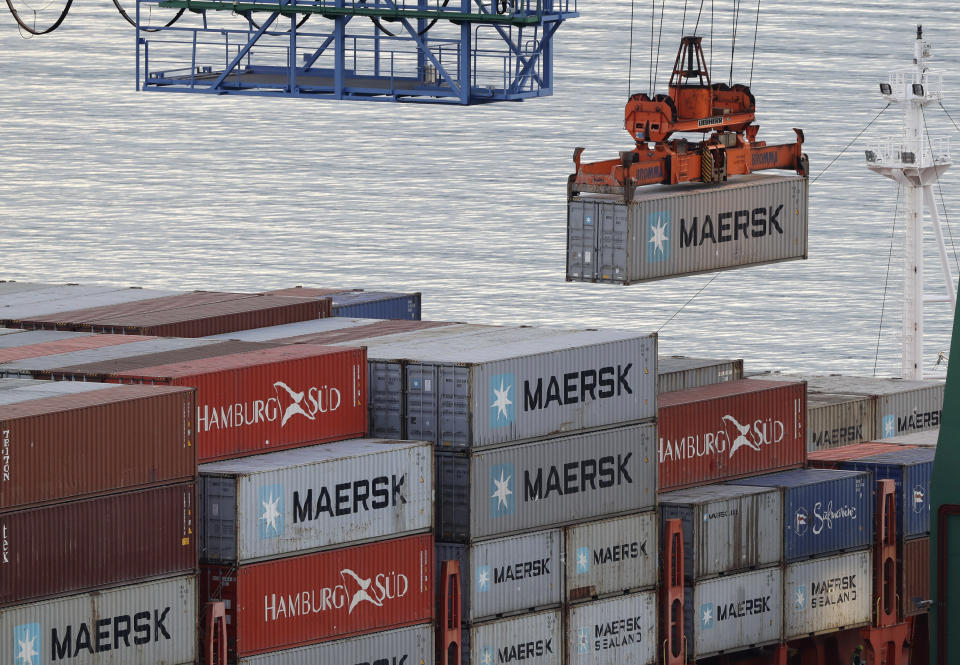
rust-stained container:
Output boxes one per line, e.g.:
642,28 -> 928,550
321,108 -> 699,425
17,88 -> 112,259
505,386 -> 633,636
657,379 -> 806,491
807,442 -> 913,467
0,384 -> 196,511
108,345 -> 367,462
0,482 -> 197,606
901,536 -> 930,617
80,295 -> 327,337
200,533 -> 434,659
0,334 -> 155,363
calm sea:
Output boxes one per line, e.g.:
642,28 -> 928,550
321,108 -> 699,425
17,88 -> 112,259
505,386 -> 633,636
1,1 -> 958,376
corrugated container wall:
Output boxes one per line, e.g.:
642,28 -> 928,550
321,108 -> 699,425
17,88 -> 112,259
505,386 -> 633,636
109,345 -> 367,462
807,393 -> 876,452
733,469 -> 873,561
435,529 -> 563,623
468,610 -> 562,665
807,442 -> 911,466
237,624 -> 435,665
0,384 -> 196,511
0,574 -> 198,665
687,567 -> 783,659
330,291 -> 422,320
0,286 -> 182,326
436,423 -> 657,542
567,174 -> 808,284
199,439 -> 433,563
564,511 -> 658,602
659,484 -> 782,580
1,482 -> 197,606
657,379 -> 806,491
783,550 -> 872,640
200,533 -> 434,658
901,537 -> 930,617
657,356 -> 743,394
565,591 -> 657,665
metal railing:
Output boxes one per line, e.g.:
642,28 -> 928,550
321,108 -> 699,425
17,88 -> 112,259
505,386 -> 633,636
866,136 -> 952,168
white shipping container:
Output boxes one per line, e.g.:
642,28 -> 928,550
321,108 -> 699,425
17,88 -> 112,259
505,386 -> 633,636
806,393 -> 876,452
199,439 -> 433,563
469,610 -> 562,665
564,512 -> 658,602
237,623 -> 435,665
783,550 -> 872,640
566,591 -> 657,665
567,174 -> 808,284
689,567 -> 783,659
0,574 -> 197,665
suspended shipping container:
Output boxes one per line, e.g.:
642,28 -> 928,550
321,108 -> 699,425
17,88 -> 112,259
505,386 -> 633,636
657,379 -> 806,491
0,384 -> 196,511
200,533 -> 434,659
567,174 -> 808,284
467,610 -> 562,665
108,345 -> 367,462
565,591 -> 657,665
0,482 -> 196,606
0,574 -> 198,665
686,566 -> 783,659
901,536 -> 930,617
436,423 -> 657,542
659,484 -> 782,580
199,439 -> 432,563
237,624 -> 435,665
564,511 -> 658,603
734,469 -> 873,561
435,529 -> 563,623
782,550 -> 872,640
806,393 -> 876,452
657,356 -> 743,394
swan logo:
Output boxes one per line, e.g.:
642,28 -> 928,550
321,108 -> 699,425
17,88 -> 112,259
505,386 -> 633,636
339,568 -> 408,614
722,415 -> 764,457
263,568 -> 410,621
794,507 -> 808,536
14,623 -> 41,665
647,211 -> 671,262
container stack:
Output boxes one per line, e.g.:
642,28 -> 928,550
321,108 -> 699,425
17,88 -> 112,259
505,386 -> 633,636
0,378 -> 200,665
266,286 -> 423,320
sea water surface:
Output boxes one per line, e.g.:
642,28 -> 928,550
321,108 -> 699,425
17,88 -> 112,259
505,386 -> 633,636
0,1 -> 959,376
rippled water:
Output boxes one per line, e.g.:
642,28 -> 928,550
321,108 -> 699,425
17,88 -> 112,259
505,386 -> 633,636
1,1 -> 958,376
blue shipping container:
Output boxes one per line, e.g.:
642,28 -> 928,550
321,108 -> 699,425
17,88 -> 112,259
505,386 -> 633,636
331,291 -> 422,320
734,468 -> 873,561
838,447 -> 934,539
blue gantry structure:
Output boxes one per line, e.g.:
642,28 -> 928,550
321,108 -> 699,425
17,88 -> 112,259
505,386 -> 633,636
136,0 -> 578,103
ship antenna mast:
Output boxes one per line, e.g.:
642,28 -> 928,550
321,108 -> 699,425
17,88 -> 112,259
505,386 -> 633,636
866,25 -> 955,379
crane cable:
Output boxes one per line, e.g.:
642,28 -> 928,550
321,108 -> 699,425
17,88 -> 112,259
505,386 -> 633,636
5,0 -> 72,35
748,0 -> 759,86
627,0 -> 636,95
811,104 -> 890,183
873,184 -> 902,377
728,0 -> 739,86
111,0 -> 184,31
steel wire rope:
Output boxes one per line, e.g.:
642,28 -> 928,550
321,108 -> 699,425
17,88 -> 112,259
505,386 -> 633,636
657,273 -> 720,333
627,0 -> 636,95
692,0 -> 704,35
648,0 -> 654,94
727,0 -> 739,86
651,0 -> 664,93
873,184 -> 902,377
5,0 -> 73,35
111,0 -> 184,31
680,0 -> 687,36
919,105 -> 960,278
747,0 -> 758,86
811,103 -> 890,184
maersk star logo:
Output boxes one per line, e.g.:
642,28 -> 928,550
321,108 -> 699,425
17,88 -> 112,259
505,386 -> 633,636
15,623 -> 41,665
577,627 -> 590,654
489,463 -> 515,518
882,414 -> 896,438
795,585 -> 806,609
480,647 -> 494,665
477,565 -> 491,592
489,374 -> 515,428
257,484 -> 285,540
576,547 -> 590,574
701,603 -> 714,629
647,211 -> 671,262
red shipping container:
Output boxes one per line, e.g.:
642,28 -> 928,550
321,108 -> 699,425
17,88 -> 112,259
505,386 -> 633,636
901,536 -> 930,617
0,334 -> 154,363
658,379 -> 806,491
0,384 -> 196,511
0,482 -> 196,606
108,344 -> 367,461
201,534 -> 434,658
807,442 -> 914,467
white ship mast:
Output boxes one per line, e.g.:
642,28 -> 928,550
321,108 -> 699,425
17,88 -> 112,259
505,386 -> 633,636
866,25 -> 955,380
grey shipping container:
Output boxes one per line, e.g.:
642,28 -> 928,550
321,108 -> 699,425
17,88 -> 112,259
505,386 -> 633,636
565,591 -> 657,665
882,428 -> 939,446
0,574 -> 197,665
806,393 -> 876,452
237,624 -> 435,665
436,423 -> 657,541
204,316 -> 383,341
783,550 -> 872,640
564,512 -> 658,602
199,439 -> 433,563
754,374 -> 943,440
659,484 -> 782,581
567,174 -> 808,284
0,286 -> 182,323
687,566 -> 783,659
436,529 -> 563,623
468,610 -> 562,665
0,330 -> 94,348
657,356 -> 743,394
362,327 -> 657,449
